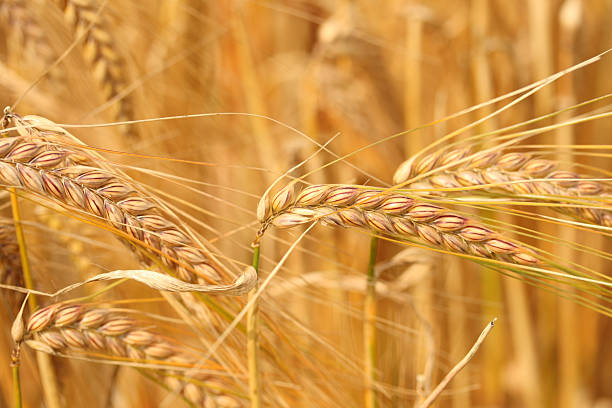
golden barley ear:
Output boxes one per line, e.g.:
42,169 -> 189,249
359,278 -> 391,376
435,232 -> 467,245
25,302 -> 246,407
259,183 -> 540,266
1,113 -> 228,285
1,112 -> 246,338
393,147 -> 612,228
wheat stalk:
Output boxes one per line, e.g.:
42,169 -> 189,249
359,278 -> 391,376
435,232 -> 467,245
364,234 -> 378,408
258,183 -> 540,266
5,157 -> 63,408
393,148 -> 611,227
23,302 -> 245,407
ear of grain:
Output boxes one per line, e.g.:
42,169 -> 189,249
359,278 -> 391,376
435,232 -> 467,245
3,113 -> 228,285
394,148 -> 611,227
24,302 -> 245,407
0,0 -> 61,81
54,0 -> 136,138
260,184 -> 540,267
1,113 -> 266,401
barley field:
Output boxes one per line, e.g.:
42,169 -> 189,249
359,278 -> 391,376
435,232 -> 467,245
0,1 -> 611,407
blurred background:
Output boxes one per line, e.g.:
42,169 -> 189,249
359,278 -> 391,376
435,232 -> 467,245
0,0 -> 611,407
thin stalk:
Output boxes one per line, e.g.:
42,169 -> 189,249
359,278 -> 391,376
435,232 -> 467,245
557,2 -> 581,406
9,191 -> 62,408
404,10 -> 423,156
470,1 -> 505,401
529,1 -> 556,404
9,192 -> 34,310
364,235 -> 379,408
418,319 -> 497,408
247,245 -> 261,408
12,360 -> 21,408
444,258 -> 470,408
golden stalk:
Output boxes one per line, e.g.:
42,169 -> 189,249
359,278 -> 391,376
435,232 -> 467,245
418,319 -> 497,408
9,191 -> 62,408
3,109 -> 62,408
364,234 -> 378,408
557,2 -> 582,405
247,245 -> 261,408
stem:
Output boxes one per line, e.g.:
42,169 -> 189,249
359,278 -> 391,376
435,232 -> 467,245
419,318 -> 497,408
247,245 -> 261,408
10,191 -> 35,310
12,356 -> 21,408
9,190 -> 62,408
557,5 -> 580,406
364,235 -> 379,408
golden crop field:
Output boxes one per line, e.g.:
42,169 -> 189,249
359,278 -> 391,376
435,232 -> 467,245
0,1 -> 611,407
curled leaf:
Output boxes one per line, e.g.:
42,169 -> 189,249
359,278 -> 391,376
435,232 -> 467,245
53,266 -> 257,297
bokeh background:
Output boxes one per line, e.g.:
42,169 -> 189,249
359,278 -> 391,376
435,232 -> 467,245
0,0 -> 611,407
